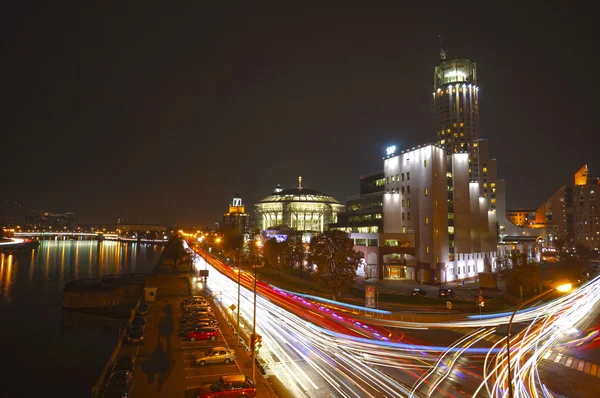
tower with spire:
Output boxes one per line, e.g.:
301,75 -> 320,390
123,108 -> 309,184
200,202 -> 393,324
222,193 -> 249,235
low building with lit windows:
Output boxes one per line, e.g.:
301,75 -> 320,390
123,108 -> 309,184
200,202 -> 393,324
255,177 -> 343,234
330,171 -> 385,278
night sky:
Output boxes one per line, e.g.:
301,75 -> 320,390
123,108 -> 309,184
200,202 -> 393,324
2,3 -> 597,226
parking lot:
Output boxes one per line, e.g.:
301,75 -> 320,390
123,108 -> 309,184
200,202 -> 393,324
97,275 -> 271,398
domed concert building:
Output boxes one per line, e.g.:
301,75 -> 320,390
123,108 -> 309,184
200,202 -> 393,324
255,177 -> 343,233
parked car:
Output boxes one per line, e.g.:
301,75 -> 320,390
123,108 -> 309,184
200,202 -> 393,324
187,326 -> 219,342
110,355 -> 135,375
130,315 -> 147,331
181,318 -> 218,329
183,306 -> 214,315
102,370 -> 133,398
136,301 -> 149,316
181,313 -> 216,323
438,288 -> 455,299
194,374 -> 256,398
182,296 -> 208,307
195,346 -> 236,366
124,326 -> 144,343
411,288 -> 426,296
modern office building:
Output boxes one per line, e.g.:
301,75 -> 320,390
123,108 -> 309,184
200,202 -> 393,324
333,171 -> 384,234
222,194 -> 249,235
255,177 -> 343,234
507,185 -> 572,234
381,144 -> 497,283
573,165 -> 600,249
330,172 -> 385,279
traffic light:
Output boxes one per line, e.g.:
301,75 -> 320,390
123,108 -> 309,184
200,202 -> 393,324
255,334 -> 262,352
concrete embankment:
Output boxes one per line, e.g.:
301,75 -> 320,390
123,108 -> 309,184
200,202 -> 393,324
92,237 -> 191,397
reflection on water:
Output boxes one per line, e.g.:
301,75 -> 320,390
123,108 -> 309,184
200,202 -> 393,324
0,239 -> 163,396
0,240 -> 162,303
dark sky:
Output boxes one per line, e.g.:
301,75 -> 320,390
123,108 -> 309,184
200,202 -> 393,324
2,3 -> 597,226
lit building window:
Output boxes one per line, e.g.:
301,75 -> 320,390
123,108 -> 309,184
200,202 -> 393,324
402,226 -> 406,233
482,167 -> 488,173
435,229 -> 439,236
460,122 -> 464,127
425,188 -> 429,196
407,172 -> 410,180
426,246 -> 430,254
424,160 -> 427,167
425,217 -> 429,224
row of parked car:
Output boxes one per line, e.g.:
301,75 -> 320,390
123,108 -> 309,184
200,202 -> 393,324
411,287 -> 456,299
179,296 -> 257,398
179,296 -> 220,341
102,301 -> 150,397
123,300 -> 150,344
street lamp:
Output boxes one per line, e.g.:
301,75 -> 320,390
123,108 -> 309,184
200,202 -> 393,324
506,279 -> 572,398
252,239 -> 263,382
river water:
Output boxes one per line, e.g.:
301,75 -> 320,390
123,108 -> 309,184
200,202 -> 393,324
0,239 -> 163,397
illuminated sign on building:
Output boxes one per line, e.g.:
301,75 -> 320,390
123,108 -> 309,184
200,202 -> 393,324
386,145 -> 397,156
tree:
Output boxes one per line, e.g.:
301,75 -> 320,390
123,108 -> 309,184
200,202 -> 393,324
504,251 -> 539,297
263,238 -> 286,275
309,230 -> 362,300
283,234 -> 305,276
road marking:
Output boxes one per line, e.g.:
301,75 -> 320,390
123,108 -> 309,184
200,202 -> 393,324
565,357 -> 573,367
571,359 -> 579,369
584,362 -> 591,374
543,351 -> 552,360
591,363 -> 597,377
554,353 -> 563,363
578,360 -> 585,372
186,375 -> 215,379
186,371 -> 240,380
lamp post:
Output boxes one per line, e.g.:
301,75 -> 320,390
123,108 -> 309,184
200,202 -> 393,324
506,281 -> 572,398
252,239 -> 262,382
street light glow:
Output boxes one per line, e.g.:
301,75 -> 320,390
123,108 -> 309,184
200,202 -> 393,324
556,283 -> 572,293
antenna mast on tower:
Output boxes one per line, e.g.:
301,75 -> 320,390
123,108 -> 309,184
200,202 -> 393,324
438,34 -> 447,60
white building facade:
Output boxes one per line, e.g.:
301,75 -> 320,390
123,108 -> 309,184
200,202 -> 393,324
381,144 -> 498,284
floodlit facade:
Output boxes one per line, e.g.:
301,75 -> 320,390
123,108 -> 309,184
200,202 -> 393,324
255,178 -> 343,233
381,144 -> 497,283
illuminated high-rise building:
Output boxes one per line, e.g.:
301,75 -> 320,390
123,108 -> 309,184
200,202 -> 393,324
433,50 -> 480,181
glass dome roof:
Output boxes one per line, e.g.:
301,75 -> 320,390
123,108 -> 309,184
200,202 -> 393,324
256,188 -> 342,205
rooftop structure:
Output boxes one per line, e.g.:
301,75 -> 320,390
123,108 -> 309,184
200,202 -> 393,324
255,177 -> 343,233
